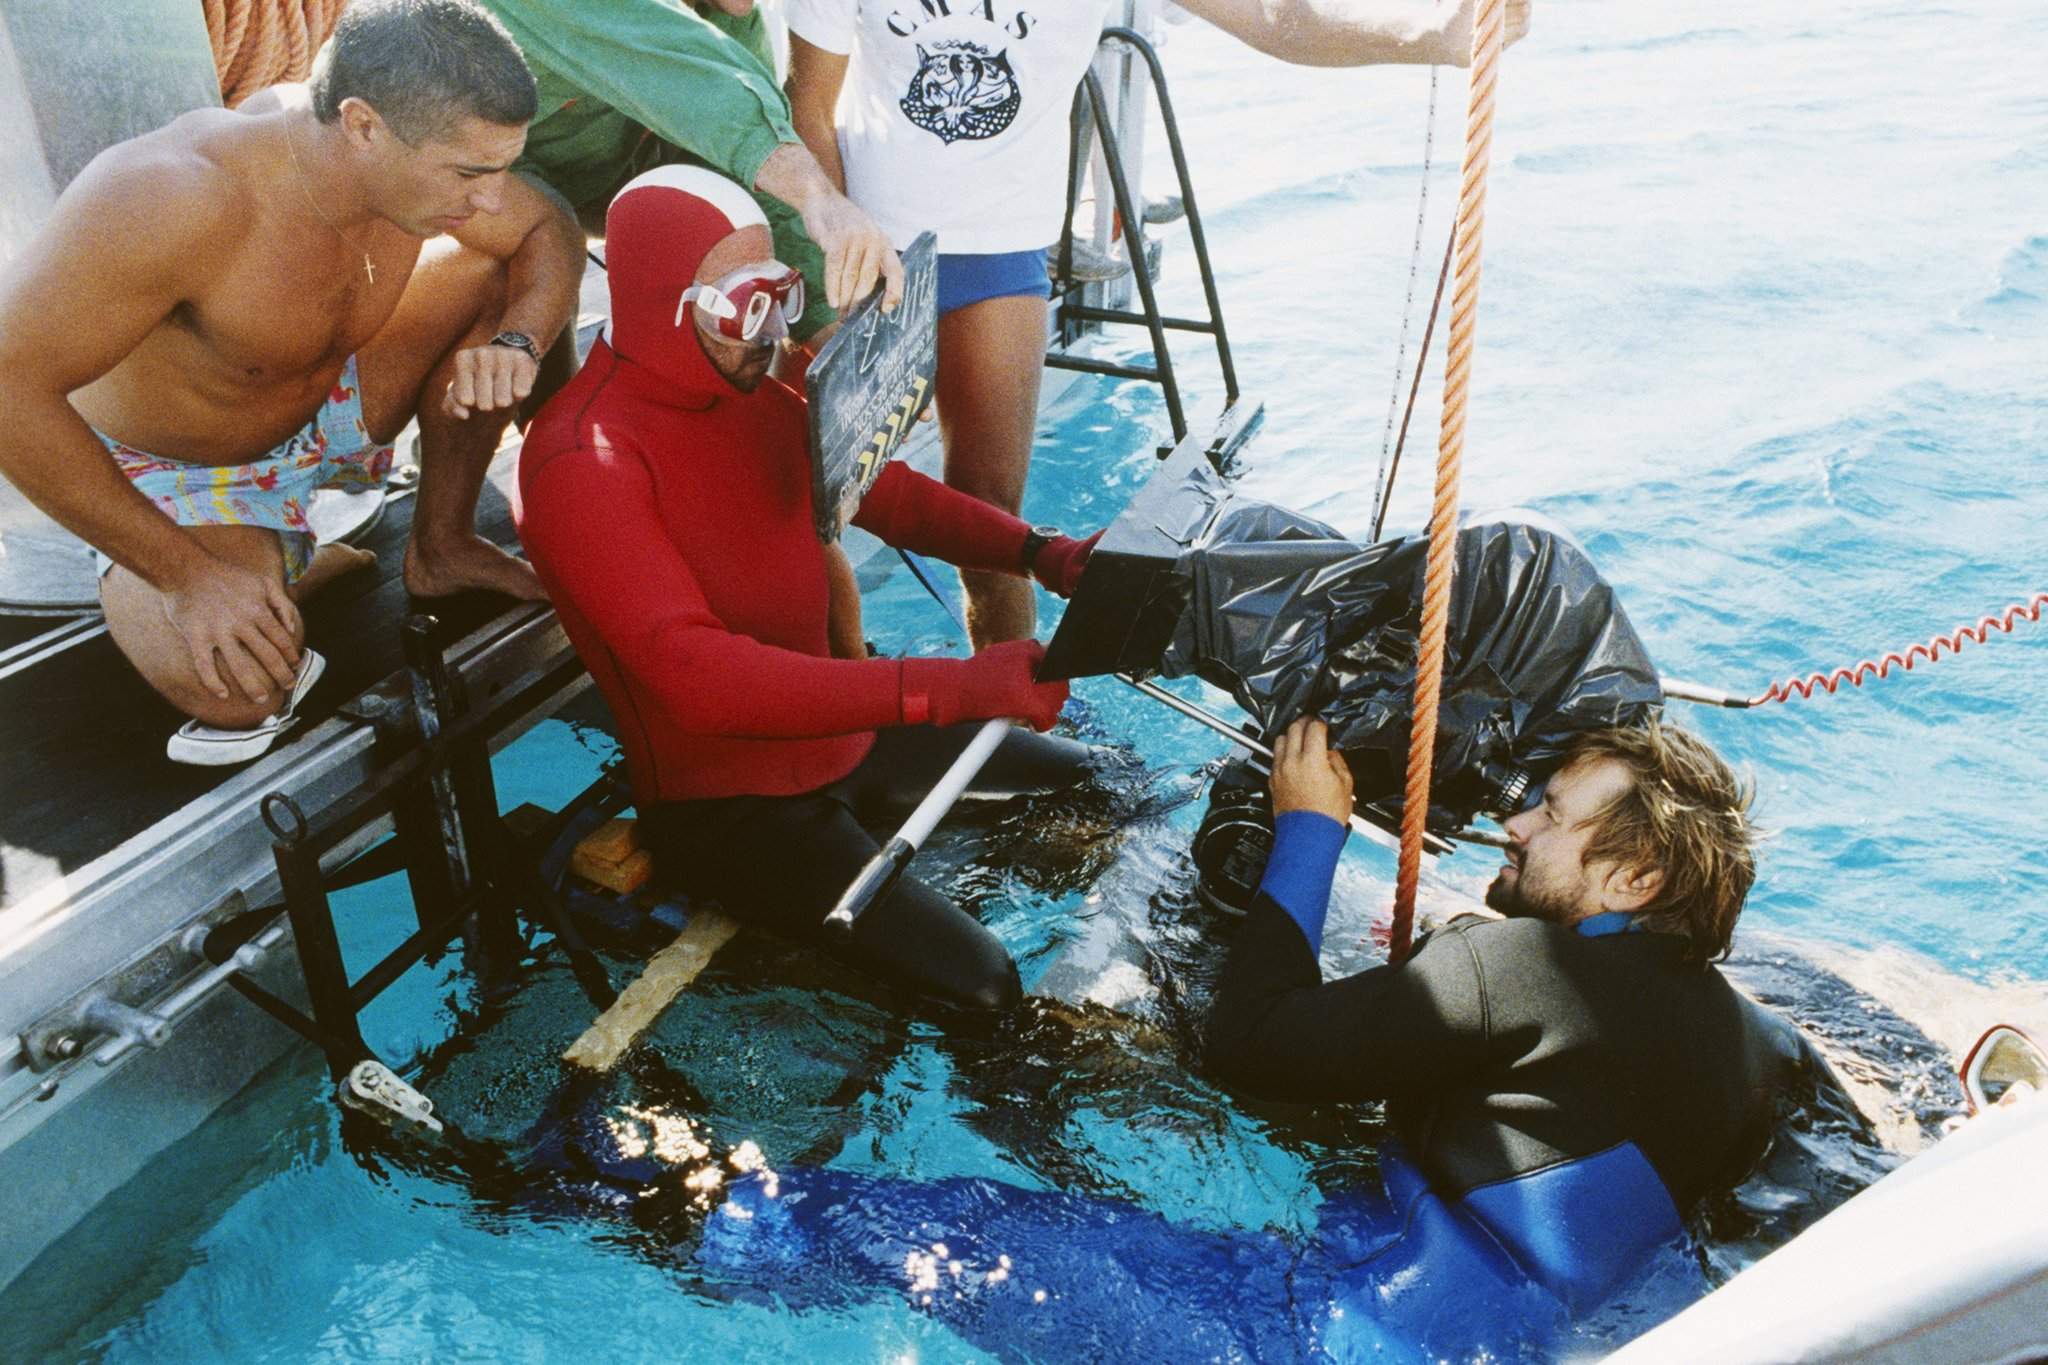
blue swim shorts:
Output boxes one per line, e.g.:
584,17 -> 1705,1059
936,248 -> 1053,317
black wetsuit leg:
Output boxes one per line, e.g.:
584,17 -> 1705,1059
831,724 -> 1098,825
640,726 -> 1096,1013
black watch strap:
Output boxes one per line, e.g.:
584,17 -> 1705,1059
489,330 -> 542,364
1020,524 -> 1062,572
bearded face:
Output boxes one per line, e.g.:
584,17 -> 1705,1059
1484,757 -> 1636,926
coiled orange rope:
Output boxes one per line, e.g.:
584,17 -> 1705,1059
1388,0 -> 1508,964
204,0 -> 350,108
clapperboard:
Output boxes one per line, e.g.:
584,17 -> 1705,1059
805,231 -> 938,542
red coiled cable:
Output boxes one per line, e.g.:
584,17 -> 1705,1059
1752,592 -> 2048,704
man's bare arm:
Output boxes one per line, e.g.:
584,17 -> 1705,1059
0,143 -> 303,700
785,36 -> 852,193
753,142 -> 903,314
780,37 -> 901,314
1172,0 -> 1530,68
0,149 -> 230,585
444,170 -> 585,416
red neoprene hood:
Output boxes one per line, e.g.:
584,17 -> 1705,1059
603,165 -> 771,398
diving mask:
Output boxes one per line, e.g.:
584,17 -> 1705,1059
679,261 -> 805,346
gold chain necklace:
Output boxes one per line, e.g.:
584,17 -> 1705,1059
283,116 -> 377,285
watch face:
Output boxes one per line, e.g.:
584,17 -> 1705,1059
1022,525 -> 1061,570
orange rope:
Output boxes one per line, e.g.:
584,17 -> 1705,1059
204,0 -> 351,109
1388,0 -> 1508,963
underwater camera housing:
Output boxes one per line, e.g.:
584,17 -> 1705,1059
1191,750 -> 1273,916
1191,750 -> 1537,916
1043,436 -> 1662,903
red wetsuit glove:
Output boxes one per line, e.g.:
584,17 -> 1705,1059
1030,530 -> 1103,598
901,639 -> 1069,731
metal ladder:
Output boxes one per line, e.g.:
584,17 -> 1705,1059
1047,26 -> 1253,455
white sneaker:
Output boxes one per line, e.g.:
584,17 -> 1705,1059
1143,195 -> 1186,226
165,649 -> 326,767
1048,239 -> 1131,285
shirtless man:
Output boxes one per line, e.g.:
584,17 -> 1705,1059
0,0 -> 582,761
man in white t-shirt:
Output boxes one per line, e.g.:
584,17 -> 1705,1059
786,0 -> 1529,649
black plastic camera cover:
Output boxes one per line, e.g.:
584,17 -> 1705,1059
1042,438 -> 1664,831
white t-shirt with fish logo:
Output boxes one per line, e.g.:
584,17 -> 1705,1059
787,0 -> 1130,254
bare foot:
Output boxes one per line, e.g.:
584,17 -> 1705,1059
292,542 -> 378,600
403,534 -> 546,601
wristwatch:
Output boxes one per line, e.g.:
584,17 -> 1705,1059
1019,524 -> 1063,572
489,330 -> 543,364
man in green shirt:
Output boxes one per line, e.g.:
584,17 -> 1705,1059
482,0 -> 901,339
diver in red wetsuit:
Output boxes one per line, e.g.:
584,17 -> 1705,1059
514,166 -> 1099,1011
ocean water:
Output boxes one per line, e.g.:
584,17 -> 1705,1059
8,1 -> 2046,1359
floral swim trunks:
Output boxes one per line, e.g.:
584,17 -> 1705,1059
94,354 -> 394,584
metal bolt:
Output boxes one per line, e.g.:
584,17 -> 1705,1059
49,1034 -> 80,1061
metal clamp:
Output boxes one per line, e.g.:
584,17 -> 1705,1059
339,679 -> 415,739
23,893 -> 256,1072
79,997 -> 168,1057
340,1059 -> 443,1134
92,925 -> 284,1067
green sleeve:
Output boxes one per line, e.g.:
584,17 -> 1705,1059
485,0 -> 797,191
696,3 -> 777,76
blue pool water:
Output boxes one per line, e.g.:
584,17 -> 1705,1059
9,1 -> 2046,1359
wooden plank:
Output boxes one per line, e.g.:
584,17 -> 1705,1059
562,910 -> 742,1072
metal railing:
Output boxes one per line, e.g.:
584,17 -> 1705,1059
1048,27 -> 1241,447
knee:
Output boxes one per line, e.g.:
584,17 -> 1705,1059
958,485 -> 1024,516
912,908 -> 1022,1012
850,894 -> 1024,1014
127,679 -> 275,732
458,252 -> 511,328
951,954 -> 1024,1014
102,571 -> 297,730
480,250 -> 513,304
417,236 -> 511,324
1200,1020 -> 1258,1091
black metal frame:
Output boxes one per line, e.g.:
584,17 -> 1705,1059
1049,27 -> 1240,445
198,614 -> 612,1081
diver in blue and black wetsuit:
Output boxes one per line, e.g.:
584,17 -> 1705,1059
1207,715 -> 1825,1321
